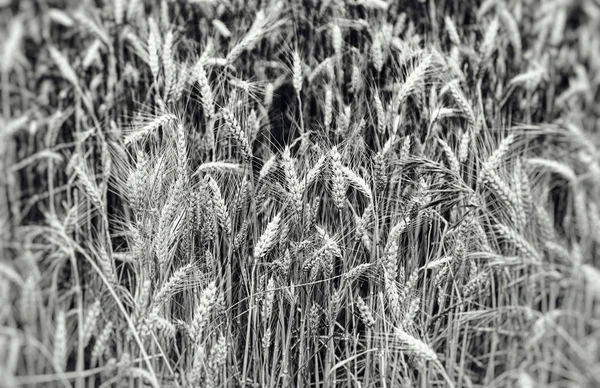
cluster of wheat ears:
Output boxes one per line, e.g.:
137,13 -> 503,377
1,0 -> 599,386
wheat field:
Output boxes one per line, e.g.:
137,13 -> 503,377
1,0 -> 599,387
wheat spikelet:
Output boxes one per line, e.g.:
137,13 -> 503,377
72,9 -> 110,45
329,147 -> 347,209
98,244 -> 118,286
448,84 -> 475,127
374,93 -> 385,134
359,0 -> 389,9
82,300 -> 101,347
573,188 -> 589,237
337,104 -> 351,135
341,166 -> 372,200
212,19 -> 231,38
124,112 -> 176,145
304,153 -> 327,187
113,0 -> 124,25
47,9 -> 75,27
316,226 -> 342,258
513,159 -> 531,218
423,256 -> 454,271
400,269 -> 419,306
205,175 -> 232,237
482,168 -> 519,210
226,11 -> 266,64
54,310 -> 67,370
457,130 -> 470,162
1,18 -> 24,73
399,135 -> 411,160
152,263 -> 195,309
550,7 -> 567,47
355,296 -> 375,328
222,108 -> 252,161
155,178 -> 183,264
526,158 -> 577,183
292,51 -> 303,94
19,275 -> 38,326
308,57 -> 335,83
444,15 -> 460,45
91,321 -> 113,365
126,0 -> 142,21
481,133 -> 516,176
163,30 -> 175,99
259,154 -> 277,181
588,202 -> 600,244
351,65 -> 361,93
194,60 -> 215,118
383,270 -> 402,320
308,304 -> 322,334
282,147 -> 303,214
261,277 -> 276,323
477,0 -> 497,19
582,264 -> 600,300
262,327 -> 272,356
344,263 -> 373,283
191,281 -> 218,341
401,296 -> 420,329
193,162 -> 244,176
463,268 -> 489,299
517,371 -> 535,388
68,154 -> 104,210
480,16 -> 499,61
371,33 -> 383,72
394,329 -> 438,362
174,119 -> 187,172
329,287 -> 345,319
147,310 -> 177,338
48,46 -> 79,88
526,310 -> 563,348
381,238 -> 399,280
437,138 -> 460,174
147,18 -> 161,81
159,0 -> 169,30
385,218 -> 410,254
373,152 -> 387,191
494,224 -> 541,263
395,54 -> 431,108
331,24 -> 342,57
499,8 -> 521,60
535,204 -> 555,242
208,335 -> 227,383
544,241 -> 571,263
509,67 -> 546,90
324,85 -> 333,132
254,213 -> 281,259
